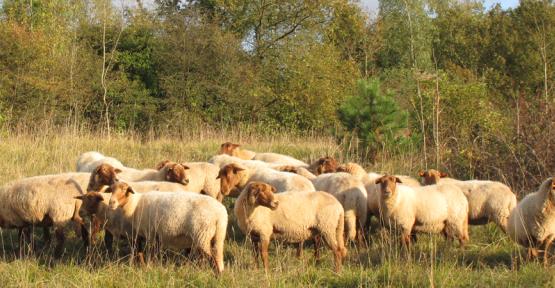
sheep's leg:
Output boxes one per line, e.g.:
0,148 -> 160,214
54,227 -> 65,258
528,248 -> 539,260
89,215 -> 101,246
42,227 -> 51,246
296,242 -> 303,258
333,246 -> 343,273
543,238 -> 554,267
104,230 -> 114,254
356,225 -> 367,249
260,238 -> 270,273
250,234 -> 260,268
313,235 -> 322,262
135,237 -> 146,267
18,227 -> 31,258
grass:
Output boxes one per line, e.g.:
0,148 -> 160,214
0,128 -> 554,287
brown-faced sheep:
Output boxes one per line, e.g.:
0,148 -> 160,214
234,182 -> 346,273
376,175 -> 469,248
107,182 -> 228,274
156,161 -> 222,201
308,157 -> 339,175
419,169 -> 517,233
507,177 -> 555,265
217,163 -> 315,197
219,142 -> 256,160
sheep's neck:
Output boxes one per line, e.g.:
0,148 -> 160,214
120,194 -> 140,219
236,170 -> 252,190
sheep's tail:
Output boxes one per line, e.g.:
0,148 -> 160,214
337,212 -> 347,257
213,211 -> 228,274
500,194 -> 518,234
344,210 -> 357,242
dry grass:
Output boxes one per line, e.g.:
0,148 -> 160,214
0,129 -> 553,287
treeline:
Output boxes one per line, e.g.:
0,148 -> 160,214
0,0 -> 553,189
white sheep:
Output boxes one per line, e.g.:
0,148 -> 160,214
76,151 -> 125,172
209,154 -> 274,170
218,142 -> 308,167
310,172 -> 368,244
234,182 -> 347,273
376,175 -> 469,248
0,173 -> 92,256
507,177 -> 555,265
157,161 -> 222,201
307,157 -> 339,175
419,169 -> 517,233
217,163 -> 315,197
107,182 -> 228,274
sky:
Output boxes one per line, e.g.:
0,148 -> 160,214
360,0 -> 520,13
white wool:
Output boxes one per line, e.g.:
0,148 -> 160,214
76,151 -> 124,172
115,192 -> 228,273
311,173 -> 368,241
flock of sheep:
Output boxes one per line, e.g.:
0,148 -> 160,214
0,142 -> 553,275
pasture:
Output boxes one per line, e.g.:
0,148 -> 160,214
0,128 -> 553,287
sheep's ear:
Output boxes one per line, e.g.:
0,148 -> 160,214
94,194 -> 104,202
216,174 -> 221,180
104,186 -> 113,193
440,172 -> 448,178
74,195 -> 86,200
270,186 -> 277,193
180,164 -> 190,170
418,170 -> 425,177
395,177 -> 403,183
155,160 -> 170,170
232,143 -> 240,148
375,177 -> 383,184
233,166 -> 245,174
126,186 -> 135,195
114,168 -> 122,174
247,187 -> 259,205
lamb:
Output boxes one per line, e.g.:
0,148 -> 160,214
0,173 -> 92,256
234,182 -> 346,273
310,173 -> 368,244
107,182 -> 228,274
419,169 -> 517,233
76,191 -> 128,252
507,177 -> 555,265
217,163 -> 315,197
376,175 -> 469,248
307,157 -> 338,175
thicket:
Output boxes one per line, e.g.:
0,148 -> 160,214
0,0 -> 553,191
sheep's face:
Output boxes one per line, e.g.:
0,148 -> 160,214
247,182 -> 279,210
219,142 -> 240,156
418,169 -> 447,185
376,175 -> 402,198
311,157 -> 338,175
217,163 -> 245,196
87,163 -> 122,192
75,192 -> 105,215
107,182 -> 135,209
164,163 -> 190,185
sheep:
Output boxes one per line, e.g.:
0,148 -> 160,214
107,182 -> 228,274
75,191 -> 128,252
217,163 -> 315,197
219,142 -> 256,160
234,182 -> 346,273
86,163 -> 185,192
310,173 -> 368,244
156,161 -> 222,201
218,142 -> 308,167
307,157 -> 338,175
0,173 -> 92,256
418,169 -> 517,233
209,154 -> 274,170
507,177 -> 555,265
337,162 -> 421,187
376,175 -> 469,248
76,151 -> 125,172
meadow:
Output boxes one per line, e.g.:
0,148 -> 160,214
0,127 -> 553,287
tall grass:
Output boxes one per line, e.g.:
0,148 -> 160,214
0,128 -> 553,287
